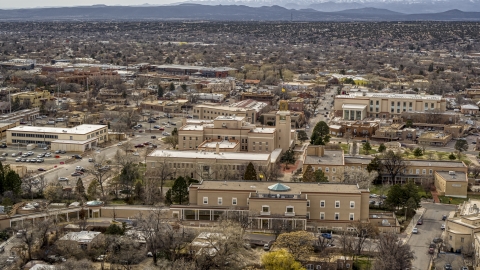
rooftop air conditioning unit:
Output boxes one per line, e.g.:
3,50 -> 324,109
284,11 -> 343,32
449,171 -> 455,175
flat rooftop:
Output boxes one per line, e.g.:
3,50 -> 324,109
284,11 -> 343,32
250,127 -> 276,134
194,181 -> 364,194
304,150 -> 344,166
436,171 -> 467,182
180,125 -> 204,131
148,149 -> 271,161
419,132 -> 449,139
336,92 -> 443,101
8,124 -> 107,135
199,140 -> 238,149
215,116 -> 245,121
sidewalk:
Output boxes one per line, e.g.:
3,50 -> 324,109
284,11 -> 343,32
402,207 -> 426,244
431,190 -> 440,203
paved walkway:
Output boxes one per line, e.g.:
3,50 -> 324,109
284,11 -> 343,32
431,190 -> 440,203
402,206 -> 426,244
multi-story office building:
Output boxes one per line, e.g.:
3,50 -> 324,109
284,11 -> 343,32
6,124 -> 108,152
334,92 -> 446,120
170,181 -> 373,231
178,108 -> 294,153
192,99 -> 267,124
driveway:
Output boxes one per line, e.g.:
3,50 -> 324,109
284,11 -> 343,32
408,203 -> 456,270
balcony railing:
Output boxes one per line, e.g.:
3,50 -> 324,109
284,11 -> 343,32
250,193 -> 305,200
260,211 -> 271,216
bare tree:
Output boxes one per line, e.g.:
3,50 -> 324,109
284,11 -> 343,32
147,157 -> 173,201
87,154 -> 113,199
374,232 -> 415,270
381,150 -> 409,184
342,167 -> 378,189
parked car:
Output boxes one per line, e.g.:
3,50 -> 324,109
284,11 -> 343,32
444,263 -> 452,270
441,224 -> 446,230
72,155 -> 82,159
88,158 -> 94,162
58,177 -> 69,181
60,150 -> 66,154
417,219 -> 423,225
71,172 -> 82,177
117,142 -> 123,146
15,158 -> 21,162
151,135 -> 157,139
133,152 -> 140,156
321,233 -> 332,239
442,214 -> 447,221
54,150 -> 61,154
96,255 -> 106,261
38,168 -> 46,171
1,153 -> 7,156
433,237 -> 443,243
428,243 -> 435,254
412,227 -> 418,234
134,144 -> 144,148
460,267 -> 468,270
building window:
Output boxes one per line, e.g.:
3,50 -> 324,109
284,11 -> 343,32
422,169 -> 426,174
350,201 -> 355,208
232,198 -> 237,205
335,201 -> 340,208
203,197 -> 208,204
416,169 -> 420,174
320,212 -> 325,220
325,167 -> 329,172
218,197 -> 222,205
335,213 -> 339,220
332,168 -> 336,173
307,200 -> 310,207
429,169 -> 433,175
316,266 -> 322,270
332,176 -> 336,181
349,213 -> 354,221
306,265 -> 313,270
320,200 -> 325,208
286,206 -> 294,214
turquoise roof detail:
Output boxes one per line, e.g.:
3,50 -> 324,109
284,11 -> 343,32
268,183 -> 290,191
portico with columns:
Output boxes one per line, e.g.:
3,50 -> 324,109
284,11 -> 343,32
342,104 -> 367,121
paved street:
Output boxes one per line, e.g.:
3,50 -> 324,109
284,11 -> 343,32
306,87 -> 336,138
408,203 -> 457,270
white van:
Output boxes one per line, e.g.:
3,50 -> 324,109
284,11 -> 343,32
56,118 -> 64,122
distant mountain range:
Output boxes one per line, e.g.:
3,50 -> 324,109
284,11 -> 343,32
186,0 -> 480,13
0,4 -> 480,21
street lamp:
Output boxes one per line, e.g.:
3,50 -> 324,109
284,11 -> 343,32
259,173 -> 264,181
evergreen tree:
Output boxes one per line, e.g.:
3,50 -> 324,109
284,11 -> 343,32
244,162 -> 257,180
378,143 -> 386,153
302,165 -> 315,182
0,161 -> 7,195
310,121 -> 330,145
169,82 -> 175,91
314,170 -> 328,182
157,85 -> 164,98
362,141 -> 372,154
5,170 -> 22,196
76,178 -> 86,198
413,147 -> 423,157
165,176 -> 190,205
448,153 -> 456,160
428,63 -> 434,72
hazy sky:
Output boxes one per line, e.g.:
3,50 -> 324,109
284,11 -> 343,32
0,0 -> 182,9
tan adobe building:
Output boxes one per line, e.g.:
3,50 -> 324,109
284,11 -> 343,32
313,153 -> 468,184
241,91 -> 276,105
461,104 -> 479,115
302,146 -> 345,182
10,90 -> 53,108
417,131 -> 452,146
334,92 -> 446,120
146,149 -> 282,180
141,99 -> 189,113
445,200 -> 480,255
6,124 -> 108,152
191,99 -> 268,124
178,110 -> 295,153
328,121 -> 379,139
434,171 -> 468,198
170,181 -> 371,231
261,110 -> 305,129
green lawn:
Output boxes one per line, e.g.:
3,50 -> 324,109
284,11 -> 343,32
439,195 -> 480,205
339,144 -> 349,154
360,148 -> 378,155
354,257 -> 374,270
